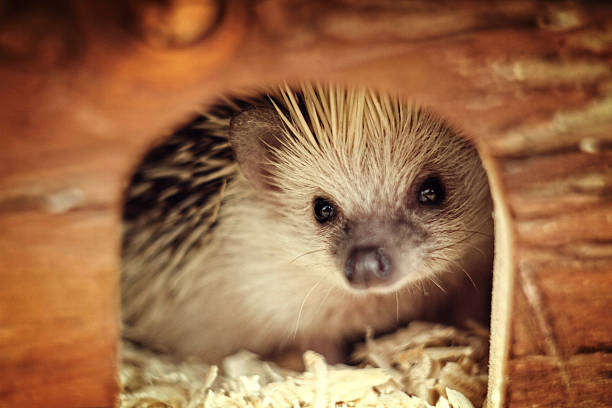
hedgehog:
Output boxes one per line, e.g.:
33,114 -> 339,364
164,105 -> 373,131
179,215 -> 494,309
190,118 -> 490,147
121,83 -> 493,365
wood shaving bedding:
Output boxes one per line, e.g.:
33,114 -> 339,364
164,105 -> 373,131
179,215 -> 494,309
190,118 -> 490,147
120,321 -> 489,408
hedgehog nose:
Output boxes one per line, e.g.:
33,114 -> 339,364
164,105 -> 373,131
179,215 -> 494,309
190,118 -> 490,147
344,247 -> 392,288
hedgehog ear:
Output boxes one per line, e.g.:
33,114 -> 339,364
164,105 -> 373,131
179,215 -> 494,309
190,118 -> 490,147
229,107 -> 285,191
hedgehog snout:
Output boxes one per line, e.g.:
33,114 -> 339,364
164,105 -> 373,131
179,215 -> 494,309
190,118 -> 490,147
344,246 -> 392,289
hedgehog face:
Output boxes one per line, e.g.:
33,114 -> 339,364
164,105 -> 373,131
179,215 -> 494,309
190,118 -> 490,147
312,178 -> 443,291
308,174 -> 448,290
229,86 -> 492,296
301,164 -> 490,295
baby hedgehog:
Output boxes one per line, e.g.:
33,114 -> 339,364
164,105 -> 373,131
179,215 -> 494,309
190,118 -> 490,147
121,83 -> 493,364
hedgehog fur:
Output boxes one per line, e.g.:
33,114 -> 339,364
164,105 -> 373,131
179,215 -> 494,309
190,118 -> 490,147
121,83 -> 493,364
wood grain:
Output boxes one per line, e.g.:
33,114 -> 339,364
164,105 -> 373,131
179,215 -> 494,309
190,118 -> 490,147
507,354 -> 612,407
0,211 -> 119,406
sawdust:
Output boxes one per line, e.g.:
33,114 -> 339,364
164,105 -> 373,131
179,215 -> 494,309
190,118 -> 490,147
120,321 -> 489,408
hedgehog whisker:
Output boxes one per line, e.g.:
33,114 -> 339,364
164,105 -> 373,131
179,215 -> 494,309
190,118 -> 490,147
428,275 -> 447,294
289,248 -> 327,264
435,228 -> 493,238
292,280 -> 322,340
430,255 -> 477,289
419,280 -> 426,296
312,285 -> 334,324
428,230 -> 484,254
430,237 -> 489,260
463,241 -> 489,260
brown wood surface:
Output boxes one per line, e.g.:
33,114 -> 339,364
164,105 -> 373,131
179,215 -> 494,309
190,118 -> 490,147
0,1 -> 610,407
507,354 -> 612,407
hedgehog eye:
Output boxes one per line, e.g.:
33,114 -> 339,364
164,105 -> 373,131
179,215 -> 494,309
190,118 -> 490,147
313,197 -> 335,223
417,176 -> 445,206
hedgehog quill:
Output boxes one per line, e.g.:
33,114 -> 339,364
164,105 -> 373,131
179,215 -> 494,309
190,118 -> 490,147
121,83 -> 493,365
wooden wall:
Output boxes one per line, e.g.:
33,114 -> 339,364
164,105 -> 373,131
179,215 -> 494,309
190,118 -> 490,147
0,1 -> 610,406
